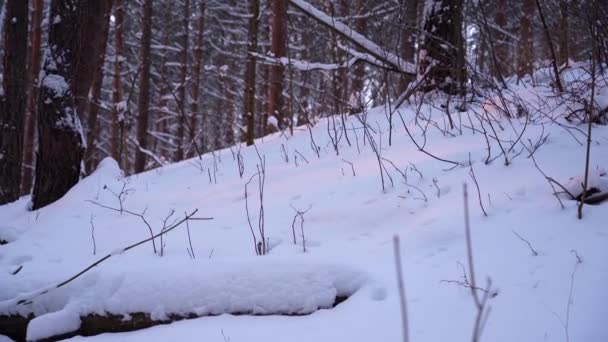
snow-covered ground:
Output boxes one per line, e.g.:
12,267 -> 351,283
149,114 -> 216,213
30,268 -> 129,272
1,72 -> 608,341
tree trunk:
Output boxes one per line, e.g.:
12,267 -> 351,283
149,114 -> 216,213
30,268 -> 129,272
0,0 -> 28,204
517,0 -> 534,78
134,0 -> 153,173
21,0 -> 43,196
189,0 -> 206,156
111,0 -> 125,166
267,0 -> 287,132
418,0 -> 466,94
494,6 -> 510,78
73,0 -> 113,127
244,0 -> 259,146
175,0 -> 189,161
398,0 -> 418,93
84,4 -> 112,172
558,0 -> 569,66
32,0 -> 95,210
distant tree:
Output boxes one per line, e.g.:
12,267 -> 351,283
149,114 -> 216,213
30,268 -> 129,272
244,0 -> 260,146
0,0 -> 28,204
267,0 -> 287,132
175,0 -> 190,161
517,0 -> 534,78
188,0 -> 206,157
111,0 -> 126,167
134,0 -> 152,173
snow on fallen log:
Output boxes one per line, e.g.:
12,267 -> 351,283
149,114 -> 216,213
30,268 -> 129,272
1,261 -> 367,341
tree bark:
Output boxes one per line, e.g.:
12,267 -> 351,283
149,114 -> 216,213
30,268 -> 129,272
418,0 -> 466,94
267,0 -> 287,132
73,0 -> 113,127
189,0 -> 206,156
517,0 -> 534,78
0,0 -> 28,204
32,0 -> 95,209
134,0 -> 153,173
244,0 -> 259,146
534,0 -> 563,92
398,0 -> 418,93
175,0 -> 190,161
84,4 -> 113,172
21,0 -> 43,196
111,0 -> 125,166
557,0 -> 569,66
494,5 -> 510,78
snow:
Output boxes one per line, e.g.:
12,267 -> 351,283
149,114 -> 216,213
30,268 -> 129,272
42,73 -> 69,98
563,167 -> 608,197
27,309 -> 81,341
267,115 -> 279,129
1,66 -> 608,342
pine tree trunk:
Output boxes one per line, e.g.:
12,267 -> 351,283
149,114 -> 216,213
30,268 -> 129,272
0,0 -> 28,204
134,0 -> 153,173
244,0 -> 259,146
558,0 -> 569,66
32,0 -> 94,210
111,0 -> 124,166
267,0 -> 287,132
329,3 -> 344,116
494,7 -> 510,78
156,23 -> 171,161
21,0 -> 43,196
517,0 -> 534,78
398,0 -> 418,93
189,0 -> 206,156
84,4 -> 112,172
73,0 -> 113,128
175,0 -> 189,161
418,0 -> 466,94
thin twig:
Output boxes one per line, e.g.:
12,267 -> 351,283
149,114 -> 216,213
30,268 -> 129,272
512,230 -> 539,256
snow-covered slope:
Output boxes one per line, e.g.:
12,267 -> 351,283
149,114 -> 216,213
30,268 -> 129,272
1,75 -> 608,341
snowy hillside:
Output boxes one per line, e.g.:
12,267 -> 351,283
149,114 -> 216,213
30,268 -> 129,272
1,70 -> 608,342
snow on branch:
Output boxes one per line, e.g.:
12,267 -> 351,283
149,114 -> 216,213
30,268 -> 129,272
288,0 -> 416,75
249,52 -> 360,71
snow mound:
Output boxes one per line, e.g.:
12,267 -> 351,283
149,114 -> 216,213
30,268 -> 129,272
563,167 -> 608,198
